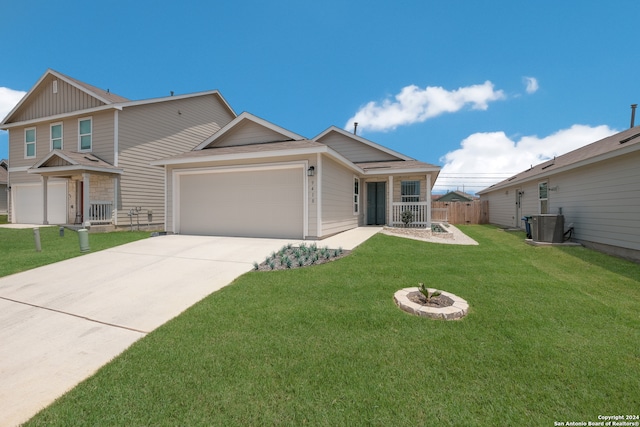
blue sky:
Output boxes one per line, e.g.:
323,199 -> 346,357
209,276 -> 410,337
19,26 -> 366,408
1,0 -> 639,193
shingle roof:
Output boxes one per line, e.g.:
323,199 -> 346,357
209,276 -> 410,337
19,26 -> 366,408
479,125 -> 640,193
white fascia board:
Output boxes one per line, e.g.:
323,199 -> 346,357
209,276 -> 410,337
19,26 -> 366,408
1,104 -> 121,130
362,167 -> 440,175
27,165 -> 123,175
151,145 -> 328,166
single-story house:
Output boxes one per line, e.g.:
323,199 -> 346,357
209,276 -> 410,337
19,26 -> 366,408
435,190 -> 476,202
152,112 -> 441,239
478,125 -> 640,262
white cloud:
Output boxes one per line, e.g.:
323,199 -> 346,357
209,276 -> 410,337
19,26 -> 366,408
523,76 -> 539,94
436,124 -> 618,194
0,87 -> 27,120
345,81 -> 505,133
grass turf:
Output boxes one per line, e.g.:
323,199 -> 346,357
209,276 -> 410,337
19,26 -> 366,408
24,225 -> 640,426
0,227 -> 150,278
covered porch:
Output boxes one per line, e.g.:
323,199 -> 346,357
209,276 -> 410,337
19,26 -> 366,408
357,160 -> 440,229
28,150 -> 122,226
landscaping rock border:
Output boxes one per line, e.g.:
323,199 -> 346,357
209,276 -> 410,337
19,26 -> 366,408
394,287 -> 469,320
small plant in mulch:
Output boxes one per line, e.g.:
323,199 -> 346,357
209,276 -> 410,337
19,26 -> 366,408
407,283 -> 454,308
254,244 -> 348,271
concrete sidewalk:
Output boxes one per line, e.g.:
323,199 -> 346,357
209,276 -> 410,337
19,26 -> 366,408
0,228 -> 380,426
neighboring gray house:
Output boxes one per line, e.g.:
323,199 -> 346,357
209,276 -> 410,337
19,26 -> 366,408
478,125 -> 640,262
152,112 -> 440,239
0,69 -> 235,228
0,159 -> 8,214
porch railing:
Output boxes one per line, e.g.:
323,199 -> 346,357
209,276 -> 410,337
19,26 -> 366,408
89,201 -> 113,224
391,202 -> 429,227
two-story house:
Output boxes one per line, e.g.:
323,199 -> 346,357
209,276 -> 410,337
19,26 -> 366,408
0,69 -> 236,229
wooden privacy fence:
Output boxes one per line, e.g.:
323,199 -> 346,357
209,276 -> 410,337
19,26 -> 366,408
431,200 -> 489,225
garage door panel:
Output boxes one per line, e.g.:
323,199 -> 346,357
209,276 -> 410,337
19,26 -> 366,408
13,182 -> 66,224
178,168 -> 303,239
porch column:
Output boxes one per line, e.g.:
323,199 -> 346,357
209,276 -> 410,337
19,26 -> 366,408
426,173 -> 432,226
83,173 -> 90,227
387,175 -> 393,226
42,176 -> 49,225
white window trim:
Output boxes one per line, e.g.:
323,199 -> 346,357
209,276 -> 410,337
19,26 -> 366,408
538,181 -> 548,214
78,116 -> 92,152
353,175 -> 360,215
50,122 -> 63,151
25,127 -> 36,159
401,180 -> 420,203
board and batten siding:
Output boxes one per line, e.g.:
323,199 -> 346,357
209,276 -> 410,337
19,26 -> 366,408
11,75 -> 107,123
317,132 -> 399,162
321,156 -> 358,236
117,95 -> 235,226
212,119 -> 293,147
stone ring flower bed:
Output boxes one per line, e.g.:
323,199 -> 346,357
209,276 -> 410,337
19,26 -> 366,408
394,287 -> 469,320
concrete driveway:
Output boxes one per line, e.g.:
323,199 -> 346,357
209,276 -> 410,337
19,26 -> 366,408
0,228 -> 380,426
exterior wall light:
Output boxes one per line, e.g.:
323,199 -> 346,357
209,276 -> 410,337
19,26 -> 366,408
307,166 -> 315,176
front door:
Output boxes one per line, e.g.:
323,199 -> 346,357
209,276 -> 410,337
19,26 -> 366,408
367,182 -> 386,225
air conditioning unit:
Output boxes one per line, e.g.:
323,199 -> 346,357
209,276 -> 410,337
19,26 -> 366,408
530,215 -> 565,243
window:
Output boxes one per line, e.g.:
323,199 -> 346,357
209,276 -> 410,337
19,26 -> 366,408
25,127 -> 36,158
539,181 -> 548,214
401,181 -> 420,203
79,117 -> 92,151
51,123 -> 63,150
353,177 -> 360,214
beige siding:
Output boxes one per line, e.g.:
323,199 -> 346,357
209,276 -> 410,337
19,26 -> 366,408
11,75 -> 106,123
7,111 -> 115,171
321,156 -> 358,236
318,132 -> 399,162
213,120 -> 292,147
548,152 -> 640,251
116,95 -> 234,226
481,151 -> 640,253
392,175 -> 428,202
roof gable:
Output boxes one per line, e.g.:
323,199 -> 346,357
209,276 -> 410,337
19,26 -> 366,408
2,69 -> 129,125
29,150 -> 122,175
195,112 -> 305,150
479,125 -> 640,193
313,126 -> 411,163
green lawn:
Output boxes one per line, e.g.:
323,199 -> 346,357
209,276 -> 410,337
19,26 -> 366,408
0,214 -> 8,224
24,226 -> 640,426
0,226 -> 150,277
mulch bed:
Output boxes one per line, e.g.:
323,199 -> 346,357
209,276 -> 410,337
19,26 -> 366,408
407,291 -> 454,308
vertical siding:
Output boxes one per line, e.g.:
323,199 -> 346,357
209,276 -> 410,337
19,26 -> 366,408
317,132 -> 399,162
321,156 -> 358,236
213,120 -> 293,147
11,75 -> 106,122
116,96 -> 234,226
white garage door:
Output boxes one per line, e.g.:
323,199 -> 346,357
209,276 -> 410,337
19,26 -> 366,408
178,166 -> 304,239
13,182 -> 67,224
